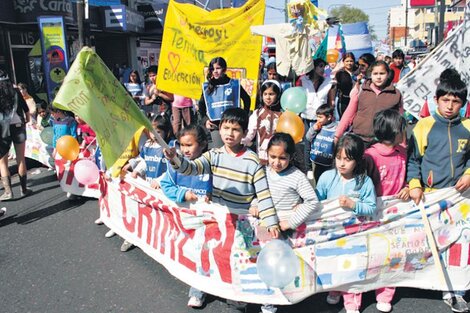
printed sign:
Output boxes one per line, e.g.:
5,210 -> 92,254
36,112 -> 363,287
38,16 -> 69,103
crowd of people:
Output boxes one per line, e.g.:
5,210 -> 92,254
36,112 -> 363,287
0,46 -> 469,313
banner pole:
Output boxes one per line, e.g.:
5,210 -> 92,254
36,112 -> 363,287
150,128 -> 181,167
417,201 -> 449,286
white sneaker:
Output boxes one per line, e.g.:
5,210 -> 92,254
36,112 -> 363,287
376,302 -> 392,312
0,207 -> 6,219
120,240 -> 133,252
326,293 -> 341,305
94,217 -> 103,225
105,230 -> 116,238
187,296 -> 205,308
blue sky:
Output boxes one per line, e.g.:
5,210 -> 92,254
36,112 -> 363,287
265,0 -> 402,40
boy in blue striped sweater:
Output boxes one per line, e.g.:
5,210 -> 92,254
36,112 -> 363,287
164,107 -> 280,238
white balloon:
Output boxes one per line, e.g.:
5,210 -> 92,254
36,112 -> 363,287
256,239 -> 299,288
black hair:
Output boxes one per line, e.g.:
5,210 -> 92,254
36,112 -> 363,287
373,109 -> 406,143
0,69 -> 15,115
435,68 -> 467,103
306,58 -> 326,84
206,57 -> 228,94
129,70 -> 142,84
147,65 -> 158,75
37,100 -> 48,111
316,103 -> 334,117
259,81 -> 281,111
358,53 -> 376,67
177,124 -> 208,153
267,132 -> 296,159
342,52 -> 355,62
392,49 -> 405,59
334,133 -> 366,189
151,114 -> 174,142
266,62 -> 277,72
369,60 -> 394,88
220,107 -> 248,132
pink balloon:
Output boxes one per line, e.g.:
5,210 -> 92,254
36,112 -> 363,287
74,160 -> 100,185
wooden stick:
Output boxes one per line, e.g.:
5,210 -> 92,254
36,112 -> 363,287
150,129 -> 181,167
417,201 -> 448,286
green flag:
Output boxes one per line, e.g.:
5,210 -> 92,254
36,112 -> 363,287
313,34 -> 328,61
53,47 -> 153,168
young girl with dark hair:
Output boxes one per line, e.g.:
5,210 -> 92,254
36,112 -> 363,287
335,61 -> 403,147
124,70 -> 146,107
199,57 -> 251,148
242,80 -> 282,164
160,124 -> 212,309
316,133 -> 377,313
363,109 -> 409,313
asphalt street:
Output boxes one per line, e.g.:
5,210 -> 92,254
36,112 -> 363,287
0,162 -> 467,313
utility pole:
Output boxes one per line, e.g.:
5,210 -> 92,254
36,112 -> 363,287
405,0 -> 409,47
77,0 -> 85,49
438,0 -> 446,43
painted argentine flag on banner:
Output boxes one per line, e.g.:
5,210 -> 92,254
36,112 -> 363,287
327,22 -> 373,60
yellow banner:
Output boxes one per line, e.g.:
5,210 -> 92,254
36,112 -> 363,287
157,0 -> 265,108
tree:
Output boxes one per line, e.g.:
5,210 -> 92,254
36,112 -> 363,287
330,5 -> 377,41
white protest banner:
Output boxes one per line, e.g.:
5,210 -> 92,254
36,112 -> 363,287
55,155 -> 100,199
99,176 -> 470,305
9,124 -> 54,168
397,2 -> 470,119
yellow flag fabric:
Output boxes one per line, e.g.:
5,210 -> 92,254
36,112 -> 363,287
110,126 -> 146,177
157,0 -> 265,108
53,47 -> 153,174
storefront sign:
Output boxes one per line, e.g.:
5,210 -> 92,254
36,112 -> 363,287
410,0 -> 436,7
104,5 -> 145,33
14,0 -> 73,23
38,16 -> 69,102
137,3 -> 166,33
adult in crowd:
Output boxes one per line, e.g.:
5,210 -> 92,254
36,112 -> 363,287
198,57 -> 250,148
124,70 -> 146,107
0,70 -> 32,200
17,83 -> 38,119
390,49 -> 411,84
297,58 -> 333,124
144,66 -> 173,118
332,52 -> 356,119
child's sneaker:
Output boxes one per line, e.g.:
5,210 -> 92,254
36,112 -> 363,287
105,230 -> 116,238
94,217 -> 103,225
444,296 -> 469,312
120,240 -> 133,252
0,207 -> 6,219
326,293 -> 341,305
187,295 -> 205,308
376,302 -> 392,313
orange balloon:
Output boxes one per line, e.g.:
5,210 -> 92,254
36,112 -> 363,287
326,49 -> 340,63
56,135 -> 80,161
276,111 -> 305,143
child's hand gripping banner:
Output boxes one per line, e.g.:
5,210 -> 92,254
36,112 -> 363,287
100,175 -> 470,305
156,0 -> 265,108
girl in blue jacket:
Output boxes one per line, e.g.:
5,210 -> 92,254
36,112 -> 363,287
316,133 -> 376,313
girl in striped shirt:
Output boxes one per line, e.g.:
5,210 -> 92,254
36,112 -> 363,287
266,132 -> 320,231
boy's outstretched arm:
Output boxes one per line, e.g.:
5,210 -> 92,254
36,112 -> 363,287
163,148 -> 211,176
